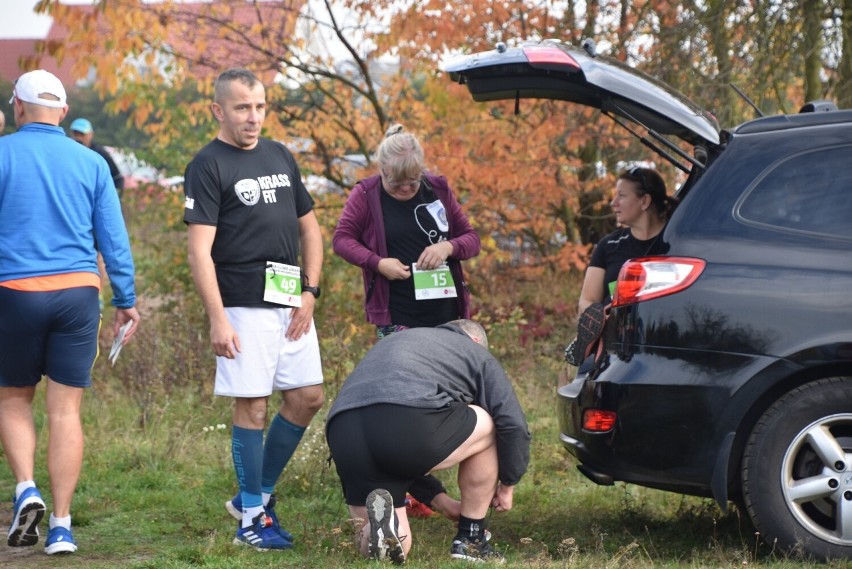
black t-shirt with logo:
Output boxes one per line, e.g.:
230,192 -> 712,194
381,182 -> 458,327
184,138 -> 314,307
589,227 -> 669,305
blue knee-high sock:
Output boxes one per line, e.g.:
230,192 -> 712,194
232,426 -> 264,510
261,413 -> 306,493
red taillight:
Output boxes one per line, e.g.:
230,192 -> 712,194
522,46 -> 580,71
612,257 -> 706,307
583,409 -> 617,432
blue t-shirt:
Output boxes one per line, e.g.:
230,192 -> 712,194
0,123 -> 135,307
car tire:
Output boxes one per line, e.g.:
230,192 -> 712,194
742,376 -> 852,560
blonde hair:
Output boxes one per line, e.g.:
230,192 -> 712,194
375,124 -> 425,181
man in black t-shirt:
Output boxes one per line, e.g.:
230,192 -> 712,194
184,68 -> 324,551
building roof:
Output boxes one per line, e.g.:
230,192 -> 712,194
0,1 -> 304,86
0,38 -> 74,84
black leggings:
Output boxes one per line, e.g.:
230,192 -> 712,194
327,403 -> 476,507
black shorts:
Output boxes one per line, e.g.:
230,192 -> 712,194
327,403 -> 476,507
0,286 -> 100,388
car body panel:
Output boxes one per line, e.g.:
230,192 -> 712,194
446,44 -> 852,499
443,41 -> 720,145
557,117 -> 852,498
447,39 -> 852,560
558,352 -> 806,496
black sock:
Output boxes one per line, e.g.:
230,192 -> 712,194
456,515 -> 486,541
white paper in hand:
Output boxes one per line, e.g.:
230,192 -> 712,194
109,320 -> 134,366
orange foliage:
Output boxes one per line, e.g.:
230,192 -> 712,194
36,0 -> 696,281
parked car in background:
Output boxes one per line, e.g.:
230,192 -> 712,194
445,39 -> 852,561
106,147 -> 184,189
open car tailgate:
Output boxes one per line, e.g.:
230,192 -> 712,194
443,41 -> 720,147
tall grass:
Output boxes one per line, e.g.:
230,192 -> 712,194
0,186 -> 843,568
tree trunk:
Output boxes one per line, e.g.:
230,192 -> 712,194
837,0 -> 852,107
802,0 -> 825,103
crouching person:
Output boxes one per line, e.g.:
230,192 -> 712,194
326,320 -> 531,564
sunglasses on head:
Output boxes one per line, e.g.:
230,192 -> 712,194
628,167 -> 651,195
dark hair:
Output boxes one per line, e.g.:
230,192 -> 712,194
618,167 -> 679,219
214,68 -> 260,103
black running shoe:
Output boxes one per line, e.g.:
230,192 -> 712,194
568,302 -> 606,365
450,536 -> 505,563
366,488 -> 405,565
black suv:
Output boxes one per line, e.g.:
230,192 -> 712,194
445,40 -> 852,560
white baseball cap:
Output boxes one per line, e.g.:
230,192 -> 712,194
9,70 -> 67,109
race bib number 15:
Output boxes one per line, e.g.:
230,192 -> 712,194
412,263 -> 457,300
264,262 -> 302,307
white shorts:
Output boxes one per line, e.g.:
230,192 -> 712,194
214,306 -> 324,398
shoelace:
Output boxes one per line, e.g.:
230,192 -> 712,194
564,338 -> 579,365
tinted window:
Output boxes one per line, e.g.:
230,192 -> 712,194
738,145 -> 852,240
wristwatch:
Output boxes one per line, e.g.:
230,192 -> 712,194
303,285 -> 321,299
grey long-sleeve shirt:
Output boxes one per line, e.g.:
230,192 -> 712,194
326,323 -> 531,486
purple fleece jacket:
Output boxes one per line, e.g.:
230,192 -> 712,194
332,173 -> 481,326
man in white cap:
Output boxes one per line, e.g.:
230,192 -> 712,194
0,69 -> 141,555
69,117 -> 125,196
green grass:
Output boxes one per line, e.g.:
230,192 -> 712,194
3,382 -> 842,568
0,188 -> 845,568
3,347 -> 844,569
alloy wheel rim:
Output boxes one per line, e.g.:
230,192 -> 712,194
781,413 -> 852,545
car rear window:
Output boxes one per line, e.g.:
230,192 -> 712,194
737,145 -> 852,240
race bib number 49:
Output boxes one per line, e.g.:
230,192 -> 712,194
412,263 -> 457,300
264,262 -> 302,307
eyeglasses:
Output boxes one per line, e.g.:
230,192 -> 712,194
382,169 -> 422,191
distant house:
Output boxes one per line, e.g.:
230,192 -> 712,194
0,37 -> 74,84
0,1 -> 306,85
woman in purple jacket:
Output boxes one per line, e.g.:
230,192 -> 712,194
333,124 -> 481,338
332,124 -> 481,521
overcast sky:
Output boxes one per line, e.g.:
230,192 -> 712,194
0,0 -> 386,66
0,0 -> 94,39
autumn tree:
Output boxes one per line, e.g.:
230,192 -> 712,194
627,0 -> 852,122
839,0 -> 852,107
35,0 -> 852,282
36,0 -> 621,279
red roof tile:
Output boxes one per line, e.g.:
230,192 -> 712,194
0,38 -> 75,84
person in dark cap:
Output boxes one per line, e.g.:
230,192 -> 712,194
69,117 -> 125,197
0,69 -> 140,556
